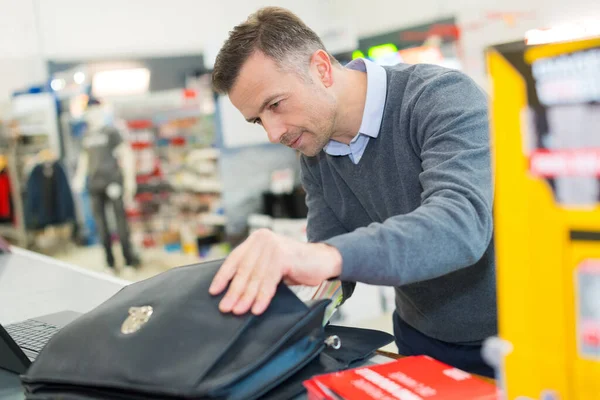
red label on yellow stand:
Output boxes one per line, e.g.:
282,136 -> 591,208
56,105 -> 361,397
576,260 -> 600,360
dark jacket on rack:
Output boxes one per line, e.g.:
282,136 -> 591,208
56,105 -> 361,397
25,161 -> 76,230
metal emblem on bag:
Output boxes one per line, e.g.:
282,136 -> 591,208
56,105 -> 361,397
121,306 -> 153,334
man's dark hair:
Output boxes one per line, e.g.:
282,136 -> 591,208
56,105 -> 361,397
212,7 -> 337,94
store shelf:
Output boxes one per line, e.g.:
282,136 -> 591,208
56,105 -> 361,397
18,125 -> 51,136
189,161 -> 217,175
187,148 -> 220,161
189,181 -> 223,193
199,214 -> 227,226
116,85 -> 225,256
0,224 -> 19,238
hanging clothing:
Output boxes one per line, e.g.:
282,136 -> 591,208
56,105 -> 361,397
0,169 -> 12,220
25,161 -> 76,230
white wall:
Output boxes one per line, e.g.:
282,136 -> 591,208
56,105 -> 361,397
36,0 -> 331,61
341,0 -> 600,88
0,58 -> 47,103
0,0 -> 47,102
2,0 -> 600,101
0,0 -> 331,101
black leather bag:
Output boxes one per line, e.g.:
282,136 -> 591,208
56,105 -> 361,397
260,326 -> 395,400
21,259 -> 393,399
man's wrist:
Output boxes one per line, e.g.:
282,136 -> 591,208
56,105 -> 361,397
316,243 -> 342,279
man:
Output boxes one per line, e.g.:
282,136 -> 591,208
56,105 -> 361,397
209,7 -> 496,377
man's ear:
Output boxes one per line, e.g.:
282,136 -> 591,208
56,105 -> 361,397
310,50 -> 334,88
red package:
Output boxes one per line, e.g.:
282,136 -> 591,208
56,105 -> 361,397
304,356 -> 499,400
304,378 -> 342,400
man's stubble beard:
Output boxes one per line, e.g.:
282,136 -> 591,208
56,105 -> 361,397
290,79 -> 337,157
307,94 -> 337,156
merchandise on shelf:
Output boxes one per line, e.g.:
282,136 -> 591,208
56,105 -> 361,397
114,85 -> 225,258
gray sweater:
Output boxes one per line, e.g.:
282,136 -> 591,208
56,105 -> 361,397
301,64 -> 497,344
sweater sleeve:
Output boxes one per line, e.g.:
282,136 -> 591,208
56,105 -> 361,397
300,156 -> 356,300
325,71 -> 494,286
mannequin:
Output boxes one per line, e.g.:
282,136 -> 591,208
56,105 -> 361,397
73,100 -> 140,273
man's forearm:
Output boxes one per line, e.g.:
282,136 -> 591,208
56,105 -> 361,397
324,194 -> 493,287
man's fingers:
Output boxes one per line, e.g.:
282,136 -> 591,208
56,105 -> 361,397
232,252 -> 272,315
209,243 -> 246,295
252,267 -> 282,315
219,276 -> 246,313
251,282 -> 278,315
232,278 -> 261,315
219,247 -> 262,312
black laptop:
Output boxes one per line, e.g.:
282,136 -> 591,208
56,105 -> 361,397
0,311 -> 80,374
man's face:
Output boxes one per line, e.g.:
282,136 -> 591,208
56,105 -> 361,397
229,51 -> 336,157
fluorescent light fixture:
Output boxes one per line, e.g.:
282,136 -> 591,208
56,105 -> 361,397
525,20 -> 600,45
368,43 -> 399,59
92,68 -> 150,97
74,71 -> 86,84
50,78 -> 66,91
352,50 -> 365,60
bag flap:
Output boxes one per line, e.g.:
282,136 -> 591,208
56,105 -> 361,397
22,259 -> 320,397
260,326 -> 395,400
323,325 -> 395,367
197,293 -> 328,394
199,298 -> 329,398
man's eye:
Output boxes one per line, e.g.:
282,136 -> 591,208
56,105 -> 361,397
270,101 -> 280,109
253,118 -> 262,125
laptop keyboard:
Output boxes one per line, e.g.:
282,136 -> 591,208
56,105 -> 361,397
5,319 -> 58,354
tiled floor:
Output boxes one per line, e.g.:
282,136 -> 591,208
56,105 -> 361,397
53,243 -> 204,281
53,244 -> 398,352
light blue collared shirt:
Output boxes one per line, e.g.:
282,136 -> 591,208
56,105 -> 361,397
324,58 -> 387,164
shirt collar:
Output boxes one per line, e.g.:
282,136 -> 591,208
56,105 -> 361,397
324,58 -> 387,154
347,58 -> 387,139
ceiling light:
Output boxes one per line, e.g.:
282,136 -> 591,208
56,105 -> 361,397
526,20 -> 600,45
50,78 -> 66,91
92,68 -> 150,97
74,71 -> 85,84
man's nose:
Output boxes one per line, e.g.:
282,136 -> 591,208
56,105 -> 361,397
262,118 -> 286,144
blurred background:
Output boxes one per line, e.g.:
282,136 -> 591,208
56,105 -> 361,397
0,0 -> 598,338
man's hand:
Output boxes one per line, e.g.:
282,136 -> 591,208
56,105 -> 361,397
208,229 -> 342,316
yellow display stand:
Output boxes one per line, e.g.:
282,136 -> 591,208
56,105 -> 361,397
487,37 -> 600,399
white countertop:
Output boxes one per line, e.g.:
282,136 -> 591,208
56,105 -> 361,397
0,247 -> 132,399
0,247 -> 129,325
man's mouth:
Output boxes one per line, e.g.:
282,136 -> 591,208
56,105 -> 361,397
289,134 -> 303,149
